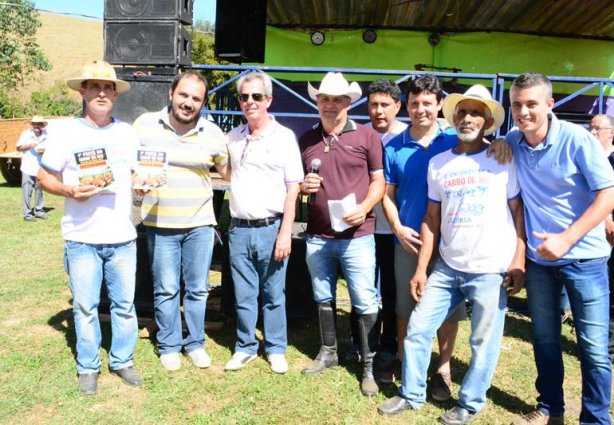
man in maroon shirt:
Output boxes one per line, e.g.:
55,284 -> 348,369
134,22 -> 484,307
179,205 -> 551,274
299,72 -> 385,397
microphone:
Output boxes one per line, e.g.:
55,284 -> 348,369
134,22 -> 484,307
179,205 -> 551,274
308,158 -> 321,204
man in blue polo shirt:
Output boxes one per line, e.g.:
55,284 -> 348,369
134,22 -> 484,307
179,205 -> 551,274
507,73 -> 614,425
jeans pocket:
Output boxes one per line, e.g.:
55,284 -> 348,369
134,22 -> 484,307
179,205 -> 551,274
65,240 -> 86,253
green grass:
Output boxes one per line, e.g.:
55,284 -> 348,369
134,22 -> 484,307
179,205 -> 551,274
0,175 -> 605,424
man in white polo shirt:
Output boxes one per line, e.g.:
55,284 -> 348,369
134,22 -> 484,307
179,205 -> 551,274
224,72 -> 304,374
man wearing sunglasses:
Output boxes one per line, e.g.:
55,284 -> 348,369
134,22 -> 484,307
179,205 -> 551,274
133,72 -> 230,372
224,72 -> 303,374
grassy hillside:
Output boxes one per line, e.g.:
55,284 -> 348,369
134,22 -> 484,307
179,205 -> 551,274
21,12 -> 103,98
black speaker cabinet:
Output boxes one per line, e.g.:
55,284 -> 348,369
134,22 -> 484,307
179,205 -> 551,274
111,71 -> 175,124
215,0 -> 267,63
104,0 -> 193,24
104,21 -> 192,66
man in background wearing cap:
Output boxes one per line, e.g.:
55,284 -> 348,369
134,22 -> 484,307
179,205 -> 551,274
17,116 -> 48,221
133,71 -> 229,372
38,60 -> 142,395
299,72 -> 385,397
507,73 -> 613,425
379,85 -> 525,425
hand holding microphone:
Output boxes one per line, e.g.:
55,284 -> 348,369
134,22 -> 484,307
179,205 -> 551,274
305,158 -> 322,204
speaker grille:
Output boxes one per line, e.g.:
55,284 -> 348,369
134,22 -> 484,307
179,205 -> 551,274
104,0 -> 193,24
104,22 -> 192,65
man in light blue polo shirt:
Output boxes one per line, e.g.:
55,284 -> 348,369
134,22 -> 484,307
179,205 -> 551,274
506,73 -> 614,425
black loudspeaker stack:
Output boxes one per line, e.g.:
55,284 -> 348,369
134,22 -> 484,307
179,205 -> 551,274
104,0 -> 193,66
215,0 -> 267,63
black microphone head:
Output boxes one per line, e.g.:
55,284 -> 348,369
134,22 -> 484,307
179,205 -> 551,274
311,158 -> 321,172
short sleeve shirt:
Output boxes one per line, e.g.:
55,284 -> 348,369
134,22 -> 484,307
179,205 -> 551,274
506,113 -> 614,265
133,108 -> 229,229
227,116 -> 304,219
41,117 -> 138,244
299,120 -> 383,238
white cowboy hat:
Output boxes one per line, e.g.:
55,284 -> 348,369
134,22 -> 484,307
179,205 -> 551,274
308,72 -> 362,103
66,60 -> 130,94
442,84 -> 505,136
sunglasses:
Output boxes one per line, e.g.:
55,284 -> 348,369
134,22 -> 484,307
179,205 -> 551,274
238,93 -> 266,102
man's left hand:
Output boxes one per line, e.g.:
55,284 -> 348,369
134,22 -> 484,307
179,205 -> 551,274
274,232 -> 292,262
486,138 -> 512,165
503,267 -> 525,296
343,205 -> 367,227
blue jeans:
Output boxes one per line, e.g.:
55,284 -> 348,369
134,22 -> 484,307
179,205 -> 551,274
400,260 -> 507,413
525,258 -> 611,424
146,226 -> 214,355
64,240 -> 137,374
305,234 -> 378,315
229,219 -> 288,354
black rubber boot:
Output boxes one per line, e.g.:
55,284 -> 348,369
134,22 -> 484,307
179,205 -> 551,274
358,312 -> 380,396
302,303 -> 338,374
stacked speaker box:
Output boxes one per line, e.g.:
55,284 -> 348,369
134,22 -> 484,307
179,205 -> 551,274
215,0 -> 267,63
104,0 -> 193,66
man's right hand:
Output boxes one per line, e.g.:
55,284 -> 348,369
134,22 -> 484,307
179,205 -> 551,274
301,172 -> 323,194
395,224 -> 422,254
410,271 -> 427,302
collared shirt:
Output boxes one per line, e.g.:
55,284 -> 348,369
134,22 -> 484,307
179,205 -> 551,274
506,113 -> 614,265
227,115 -> 304,220
133,107 -> 228,228
299,120 -> 383,239
384,123 -> 458,239
17,128 -> 47,176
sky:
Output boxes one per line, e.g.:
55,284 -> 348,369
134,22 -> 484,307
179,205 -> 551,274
32,0 -> 216,22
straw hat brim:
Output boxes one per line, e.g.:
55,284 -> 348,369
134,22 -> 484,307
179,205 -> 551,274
66,77 -> 131,94
442,93 -> 505,136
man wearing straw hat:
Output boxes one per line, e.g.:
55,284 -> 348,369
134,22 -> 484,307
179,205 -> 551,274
379,85 -> 526,425
299,72 -> 385,397
17,115 -> 48,221
38,60 -> 143,395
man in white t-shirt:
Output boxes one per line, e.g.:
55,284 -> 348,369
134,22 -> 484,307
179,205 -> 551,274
17,116 -> 48,221
379,85 -> 525,425
224,72 -> 303,374
38,60 -> 142,395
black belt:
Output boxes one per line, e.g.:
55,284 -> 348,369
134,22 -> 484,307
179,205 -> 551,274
232,214 -> 282,228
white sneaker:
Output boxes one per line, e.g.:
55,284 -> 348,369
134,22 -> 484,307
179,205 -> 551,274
224,352 -> 257,371
187,348 -> 211,368
268,353 -> 288,374
160,352 -> 182,371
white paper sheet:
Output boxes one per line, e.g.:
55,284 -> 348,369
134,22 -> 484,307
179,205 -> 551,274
327,193 -> 357,232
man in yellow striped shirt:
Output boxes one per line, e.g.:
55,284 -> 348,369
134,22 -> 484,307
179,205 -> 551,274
133,72 -> 229,371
